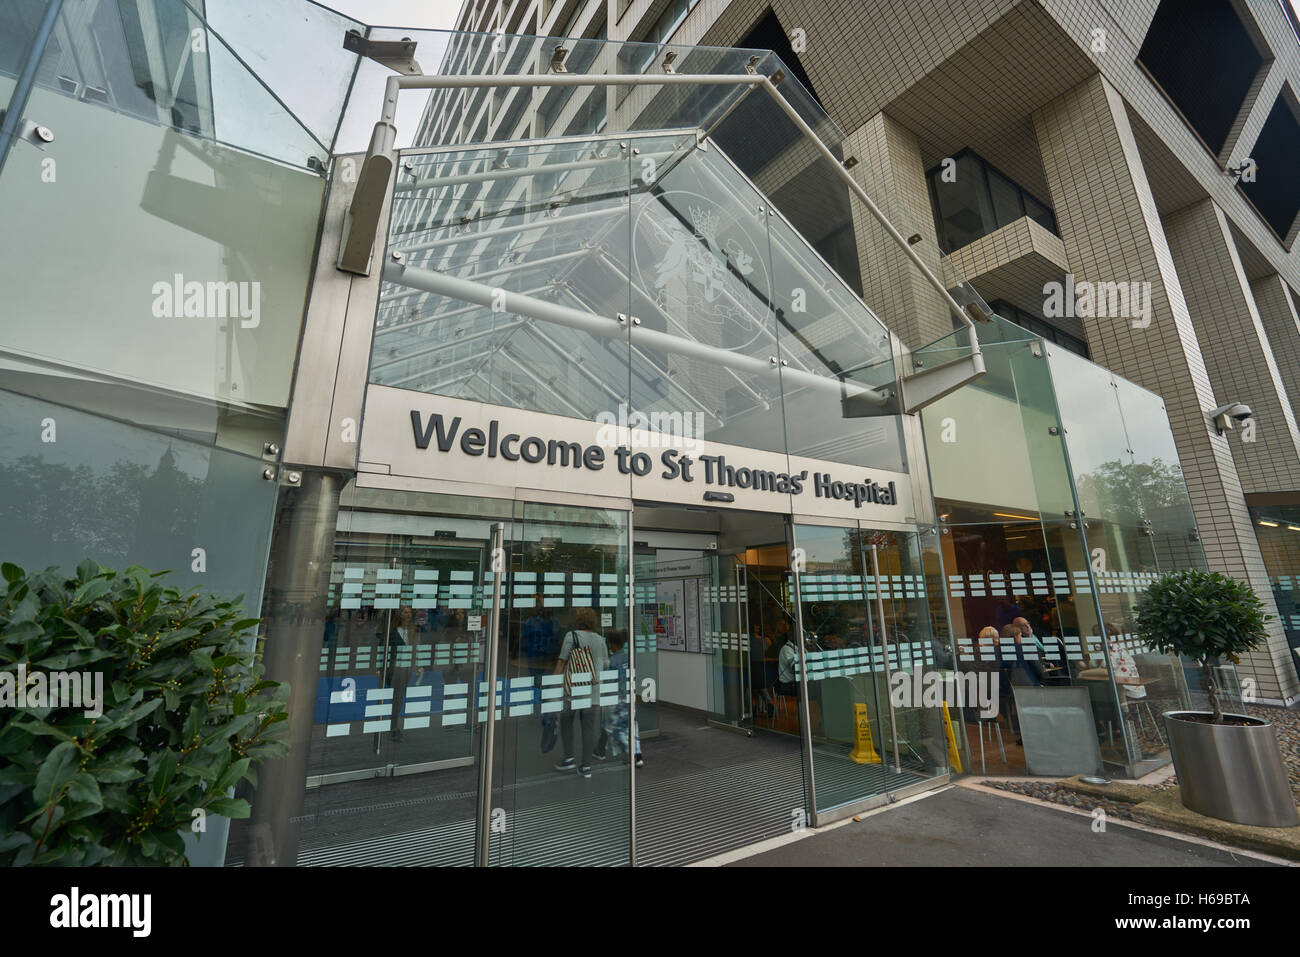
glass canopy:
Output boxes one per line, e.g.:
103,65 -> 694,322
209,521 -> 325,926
374,129 -> 905,470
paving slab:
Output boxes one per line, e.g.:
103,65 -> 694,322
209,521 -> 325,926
728,787 -> 1281,867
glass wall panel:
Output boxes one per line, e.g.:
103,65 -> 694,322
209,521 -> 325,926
304,489 -> 510,790
202,0 -> 364,151
376,137 -> 633,438
1009,334 -> 1078,521
0,0 -> 327,424
0,0 -> 48,88
1050,348 -> 1198,769
918,524 -> 968,764
938,518 -> 1062,773
923,320 -> 1060,523
493,499 -> 631,866
1111,374 -> 1198,536
768,208 -> 906,473
1083,518 -> 1181,765
794,523 -> 882,795
626,135 -> 789,454
630,550 -> 662,740
293,487 -> 508,866
918,318 -> 1205,775
1048,349 -> 1137,526
861,528 -> 950,781
0,387 -> 276,610
1248,507 -> 1300,690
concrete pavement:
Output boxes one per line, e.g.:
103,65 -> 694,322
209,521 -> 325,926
721,785 -> 1283,867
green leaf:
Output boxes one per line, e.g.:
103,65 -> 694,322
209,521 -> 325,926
1,562 -> 24,584
32,741 -> 78,810
0,831 -> 33,854
2,621 -> 42,643
213,757 -> 251,796
71,577 -> 112,606
206,797 -> 251,819
152,750 -> 179,800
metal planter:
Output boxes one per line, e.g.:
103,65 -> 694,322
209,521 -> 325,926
1163,711 -> 1298,828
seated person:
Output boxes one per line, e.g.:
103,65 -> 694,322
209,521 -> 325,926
1013,616 -> 1067,683
776,633 -> 799,697
967,626 -> 1002,723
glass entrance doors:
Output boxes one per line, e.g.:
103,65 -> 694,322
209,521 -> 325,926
298,485 -> 631,866
290,488 -> 949,866
629,505 -> 810,865
793,523 -> 950,820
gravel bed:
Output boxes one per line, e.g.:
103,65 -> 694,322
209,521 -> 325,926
1251,704 -> 1300,800
990,780 -> 1136,820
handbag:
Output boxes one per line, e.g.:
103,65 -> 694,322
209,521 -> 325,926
540,713 -> 558,753
563,630 -> 597,696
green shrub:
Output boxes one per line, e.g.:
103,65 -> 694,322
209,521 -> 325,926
0,560 -> 288,865
1133,568 -> 1270,724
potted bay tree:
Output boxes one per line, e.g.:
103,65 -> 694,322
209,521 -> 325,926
1134,568 -> 1297,827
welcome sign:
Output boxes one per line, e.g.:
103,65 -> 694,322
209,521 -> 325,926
360,385 -> 913,522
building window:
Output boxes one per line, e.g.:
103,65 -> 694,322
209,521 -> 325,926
926,150 -> 1057,253
1248,505 -> 1300,685
1137,0 -> 1264,157
988,300 -> 1089,358
1237,87 -> 1300,244
619,0 -> 701,75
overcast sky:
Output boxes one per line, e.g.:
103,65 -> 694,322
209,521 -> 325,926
324,0 -> 462,31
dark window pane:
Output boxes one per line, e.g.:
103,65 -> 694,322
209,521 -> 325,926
1239,93 -> 1300,240
1023,193 -> 1054,231
987,168 -> 1023,229
1137,0 -> 1262,155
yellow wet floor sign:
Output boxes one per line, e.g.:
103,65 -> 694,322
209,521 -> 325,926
941,702 -> 963,773
849,702 -> 881,764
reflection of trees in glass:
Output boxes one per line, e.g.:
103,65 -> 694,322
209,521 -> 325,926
1074,457 -> 1187,524
0,448 -> 203,570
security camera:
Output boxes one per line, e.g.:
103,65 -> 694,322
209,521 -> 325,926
1210,402 -> 1253,434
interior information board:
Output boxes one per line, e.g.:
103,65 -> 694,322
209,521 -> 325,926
654,579 -> 685,651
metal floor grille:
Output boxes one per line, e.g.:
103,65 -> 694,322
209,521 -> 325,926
634,754 -> 804,866
635,753 -> 929,866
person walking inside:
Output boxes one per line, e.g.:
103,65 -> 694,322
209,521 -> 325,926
553,607 -> 609,779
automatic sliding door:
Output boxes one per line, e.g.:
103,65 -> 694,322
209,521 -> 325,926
299,488 -> 633,866
301,488 -> 515,865
792,522 -> 950,819
488,500 -> 631,866
861,529 -> 950,782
